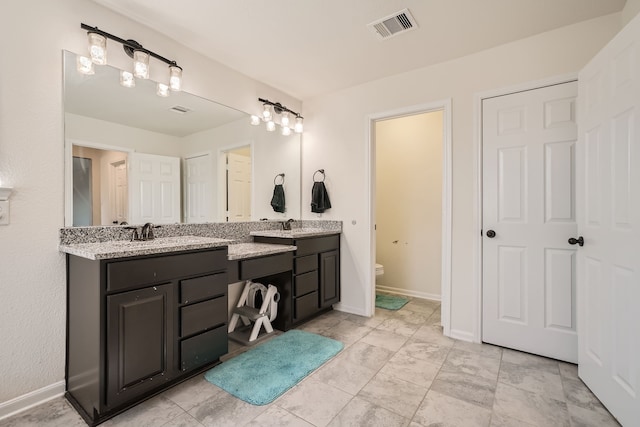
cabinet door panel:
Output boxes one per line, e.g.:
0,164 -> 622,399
320,250 -> 340,308
106,284 -> 174,408
181,326 -> 227,372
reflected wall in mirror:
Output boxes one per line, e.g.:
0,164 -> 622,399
63,50 -> 301,226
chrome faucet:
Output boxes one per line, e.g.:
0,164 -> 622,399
141,223 -> 158,241
281,218 -> 295,230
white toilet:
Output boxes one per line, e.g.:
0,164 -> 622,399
375,263 -> 384,283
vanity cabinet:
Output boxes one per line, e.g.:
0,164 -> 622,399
253,234 -> 340,328
66,248 -> 228,426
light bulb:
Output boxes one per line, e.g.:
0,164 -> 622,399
281,112 -> 290,127
282,126 -> 292,136
156,83 -> 170,97
169,65 -> 182,91
88,32 -> 107,65
120,70 -> 135,88
262,104 -> 272,120
133,50 -> 149,79
266,120 -> 276,132
250,115 -> 261,126
294,116 -> 304,133
76,55 -> 94,75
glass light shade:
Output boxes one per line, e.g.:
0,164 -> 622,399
266,120 -> 276,132
281,112 -> 290,127
76,55 -> 94,75
294,116 -> 304,133
88,32 -> 107,65
250,115 -> 261,126
262,104 -> 272,120
169,65 -> 182,91
133,50 -> 150,79
282,126 -> 292,136
120,70 -> 135,88
156,83 -> 170,97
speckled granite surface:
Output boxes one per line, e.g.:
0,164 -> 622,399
59,236 -> 231,260
250,228 -> 340,239
227,243 -> 296,260
59,220 -> 340,260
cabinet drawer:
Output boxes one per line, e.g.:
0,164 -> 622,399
180,296 -> 227,337
180,326 -> 227,372
294,291 -> 318,321
107,249 -> 227,292
180,273 -> 227,304
295,235 -> 339,256
295,255 -> 317,274
294,271 -> 318,296
239,252 -> 292,280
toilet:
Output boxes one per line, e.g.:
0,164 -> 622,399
375,263 -> 384,282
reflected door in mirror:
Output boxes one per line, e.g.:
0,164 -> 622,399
129,152 -> 181,224
227,152 -> 251,222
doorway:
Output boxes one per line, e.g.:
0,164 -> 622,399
222,146 -> 252,222
368,100 -> 452,328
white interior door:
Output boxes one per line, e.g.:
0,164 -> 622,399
129,152 -> 181,224
577,13 -> 640,426
482,81 -> 578,363
111,160 -> 128,224
227,152 -> 251,222
185,154 -> 211,223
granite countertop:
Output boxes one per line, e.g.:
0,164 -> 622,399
250,228 -> 340,239
227,242 -> 297,261
59,236 -> 232,260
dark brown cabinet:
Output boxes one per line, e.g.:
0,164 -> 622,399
66,248 -> 228,426
253,234 -> 340,329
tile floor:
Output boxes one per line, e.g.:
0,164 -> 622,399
0,296 -> 620,427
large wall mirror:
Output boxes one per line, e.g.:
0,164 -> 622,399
63,50 -> 301,226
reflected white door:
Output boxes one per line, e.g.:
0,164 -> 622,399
185,154 -> 211,223
227,152 -> 251,222
482,81 -> 578,362
111,160 -> 128,224
577,14 -> 640,426
129,152 -> 181,224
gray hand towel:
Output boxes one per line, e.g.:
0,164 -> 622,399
311,182 -> 331,213
271,184 -> 286,213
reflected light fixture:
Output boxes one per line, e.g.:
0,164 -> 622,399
81,23 -> 183,94
156,83 -> 170,97
120,70 -> 135,88
76,55 -> 94,75
255,98 -> 303,136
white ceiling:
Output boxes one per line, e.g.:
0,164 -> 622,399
91,0 -> 626,100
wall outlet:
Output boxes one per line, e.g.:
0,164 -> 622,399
0,200 -> 9,225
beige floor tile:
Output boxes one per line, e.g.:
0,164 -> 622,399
360,329 -> 409,352
492,382 -> 570,427
442,348 -> 501,381
160,412 -> 204,427
412,324 -> 456,347
0,398 -> 86,427
328,396 -> 409,427
379,352 -> 441,388
558,362 -> 579,380
452,340 -> 503,360
245,405 -> 314,427
501,349 -> 560,375
566,403 -> 621,427
321,319 -> 373,346
163,375 -> 222,411
358,372 -> 428,418
562,377 -> 608,412
334,341 -> 394,370
344,313 -> 385,328
430,370 -> 497,409
102,396 -> 186,427
489,412 -> 536,427
396,339 -> 451,365
376,317 -> 422,337
278,378 -> 352,427
313,354 -> 378,394
498,360 -> 565,401
188,390 -> 267,427
412,390 -> 492,427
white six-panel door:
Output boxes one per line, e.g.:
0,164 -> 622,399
227,152 -> 251,222
482,82 -> 579,363
577,12 -> 640,426
129,152 -> 181,224
185,154 -> 211,223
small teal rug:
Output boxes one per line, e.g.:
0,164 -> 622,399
376,294 -> 409,310
205,330 -> 343,405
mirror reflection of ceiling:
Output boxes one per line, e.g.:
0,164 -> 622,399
64,53 -> 246,137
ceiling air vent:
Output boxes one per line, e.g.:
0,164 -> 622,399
367,8 -> 418,40
169,105 -> 191,114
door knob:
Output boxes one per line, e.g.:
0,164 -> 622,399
568,236 -> 584,247
486,230 -> 496,238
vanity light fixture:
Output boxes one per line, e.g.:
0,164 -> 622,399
156,83 -> 170,97
81,23 -> 183,93
76,55 -> 94,75
120,70 -> 135,88
255,98 -> 304,135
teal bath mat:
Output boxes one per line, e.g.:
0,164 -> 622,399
205,330 -> 343,405
376,294 -> 409,310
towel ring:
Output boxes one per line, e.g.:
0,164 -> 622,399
313,169 -> 325,182
274,173 -> 285,185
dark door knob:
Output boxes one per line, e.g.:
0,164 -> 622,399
568,236 -> 584,247
486,230 -> 496,238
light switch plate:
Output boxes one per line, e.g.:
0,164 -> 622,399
0,200 -> 9,225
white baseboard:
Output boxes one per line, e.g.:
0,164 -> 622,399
448,328 -> 476,343
0,381 -> 65,421
376,286 -> 441,302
